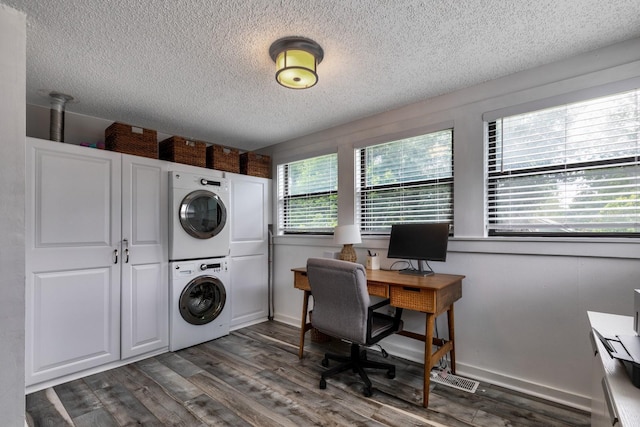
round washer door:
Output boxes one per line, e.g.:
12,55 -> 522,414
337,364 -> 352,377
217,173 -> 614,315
179,189 -> 228,239
179,276 -> 227,325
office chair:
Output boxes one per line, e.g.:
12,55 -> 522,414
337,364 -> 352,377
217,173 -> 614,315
306,258 -> 403,397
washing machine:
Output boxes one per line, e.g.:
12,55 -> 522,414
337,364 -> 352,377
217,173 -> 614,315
170,257 -> 231,351
170,171 -> 230,261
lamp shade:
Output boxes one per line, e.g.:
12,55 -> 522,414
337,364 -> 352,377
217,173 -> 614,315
269,37 -> 324,89
333,225 -> 361,245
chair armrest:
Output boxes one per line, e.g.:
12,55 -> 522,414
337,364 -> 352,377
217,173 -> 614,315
366,299 -> 404,343
368,298 -> 391,312
367,298 -> 403,325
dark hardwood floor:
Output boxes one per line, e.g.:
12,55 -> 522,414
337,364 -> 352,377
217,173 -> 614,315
26,321 -> 590,426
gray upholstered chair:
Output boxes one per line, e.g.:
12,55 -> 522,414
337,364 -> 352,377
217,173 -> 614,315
306,257 -> 403,396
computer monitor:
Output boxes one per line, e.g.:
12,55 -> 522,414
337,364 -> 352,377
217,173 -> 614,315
387,222 -> 450,276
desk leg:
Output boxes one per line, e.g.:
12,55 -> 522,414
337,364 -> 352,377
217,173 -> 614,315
298,290 -> 311,359
447,304 -> 456,373
423,312 -> 435,408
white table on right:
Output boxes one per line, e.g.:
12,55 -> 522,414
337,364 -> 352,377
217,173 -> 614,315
587,311 -> 640,427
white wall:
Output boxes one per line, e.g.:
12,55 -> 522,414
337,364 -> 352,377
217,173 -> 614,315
266,38 -> 640,410
0,4 -> 26,425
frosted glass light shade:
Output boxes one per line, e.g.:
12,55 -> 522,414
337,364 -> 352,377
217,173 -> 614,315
269,37 -> 324,90
275,49 -> 318,89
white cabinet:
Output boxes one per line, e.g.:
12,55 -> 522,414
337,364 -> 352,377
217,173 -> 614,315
25,138 -> 168,388
227,172 -> 271,329
25,139 -> 122,386
120,155 -> 168,359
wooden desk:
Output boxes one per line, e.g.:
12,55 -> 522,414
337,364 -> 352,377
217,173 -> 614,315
292,267 -> 465,408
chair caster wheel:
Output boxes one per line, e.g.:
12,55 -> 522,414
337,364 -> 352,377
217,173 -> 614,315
319,378 -> 327,389
321,358 -> 329,367
386,368 -> 396,379
363,386 -> 372,397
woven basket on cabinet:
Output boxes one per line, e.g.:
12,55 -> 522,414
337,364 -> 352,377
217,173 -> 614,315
159,136 -> 207,167
240,152 -> 271,178
207,144 -> 240,173
105,122 -> 158,159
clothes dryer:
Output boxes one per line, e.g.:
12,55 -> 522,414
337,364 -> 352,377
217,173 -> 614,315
169,257 -> 230,351
170,171 -> 230,261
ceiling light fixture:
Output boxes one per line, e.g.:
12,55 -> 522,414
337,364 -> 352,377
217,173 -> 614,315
269,37 -> 324,89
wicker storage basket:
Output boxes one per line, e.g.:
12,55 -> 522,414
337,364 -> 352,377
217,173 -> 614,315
159,136 -> 207,167
240,152 -> 271,178
207,144 -> 240,173
105,122 -> 157,159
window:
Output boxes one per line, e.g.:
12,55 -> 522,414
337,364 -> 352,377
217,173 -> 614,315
278,153 -> 338,233
487,88 -> 640,236
356,129 -> 454,234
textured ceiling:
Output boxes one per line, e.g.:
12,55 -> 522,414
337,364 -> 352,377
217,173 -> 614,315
4,0 -> 640,151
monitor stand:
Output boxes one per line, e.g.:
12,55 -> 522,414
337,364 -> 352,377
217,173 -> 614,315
399,260 -> 434,276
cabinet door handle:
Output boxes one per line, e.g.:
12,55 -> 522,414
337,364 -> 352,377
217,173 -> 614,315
113,249 -> 119,264
123,239 -> 129,263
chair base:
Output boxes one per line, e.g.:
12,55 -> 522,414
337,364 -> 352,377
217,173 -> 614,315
319,343 -> 395,397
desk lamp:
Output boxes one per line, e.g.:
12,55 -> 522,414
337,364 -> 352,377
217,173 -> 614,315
334,225 -> 361,263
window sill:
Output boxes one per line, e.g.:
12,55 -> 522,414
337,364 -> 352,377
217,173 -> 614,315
273,234 -> 640,259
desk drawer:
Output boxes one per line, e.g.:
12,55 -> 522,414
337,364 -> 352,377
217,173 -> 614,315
294,272 -> 311,291
367,283 -> 388,298
390,286 -> 434,312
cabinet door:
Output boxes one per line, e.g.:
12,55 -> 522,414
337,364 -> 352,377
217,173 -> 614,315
228,173 -> 271,256
120,155 -> 168,359
228,173 -> 271,329
25,138 -> 121,386
230,253 -> 269,328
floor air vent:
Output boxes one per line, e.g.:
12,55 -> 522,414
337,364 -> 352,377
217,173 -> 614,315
431,371 -> 479,393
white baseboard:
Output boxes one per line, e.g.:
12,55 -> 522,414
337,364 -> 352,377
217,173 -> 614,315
230,316 -> 270,332
273,313 -> 299,327
271,319 -> 591,412
371,338 -> 591,412
455,362 -> 591,412
25,346 -> 169,395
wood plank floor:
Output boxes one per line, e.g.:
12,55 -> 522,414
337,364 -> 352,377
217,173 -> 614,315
26,320 -> 590,426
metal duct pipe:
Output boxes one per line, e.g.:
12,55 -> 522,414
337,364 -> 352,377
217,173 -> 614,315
48,92 -> 74,142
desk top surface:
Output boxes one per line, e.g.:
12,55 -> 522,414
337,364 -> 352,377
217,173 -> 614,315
292,267 -> 464,290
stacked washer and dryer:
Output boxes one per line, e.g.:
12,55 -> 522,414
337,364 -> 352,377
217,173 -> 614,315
169,171 -> 232,351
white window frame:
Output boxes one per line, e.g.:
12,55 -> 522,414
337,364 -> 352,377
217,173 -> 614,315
355,128 -> 454,234
277,153 -> 338,234
486,87 -> 640,237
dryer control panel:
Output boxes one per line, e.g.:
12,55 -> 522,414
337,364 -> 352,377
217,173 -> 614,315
200,259 -> 228,273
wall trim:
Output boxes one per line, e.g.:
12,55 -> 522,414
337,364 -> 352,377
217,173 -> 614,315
274,234 -> 640,260
271,317 -> 590,411
456,362 -> 591,412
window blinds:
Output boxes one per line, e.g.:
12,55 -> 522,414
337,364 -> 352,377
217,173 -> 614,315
357,129 -> 453,233
277,153 -> 338,233
487,88 -> 640,236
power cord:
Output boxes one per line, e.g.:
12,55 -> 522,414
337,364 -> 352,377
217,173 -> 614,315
373,344 -> 389,358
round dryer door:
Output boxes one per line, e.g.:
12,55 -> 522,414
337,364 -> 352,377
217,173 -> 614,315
179,276 -> 227,325
179,189 -> 228,239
